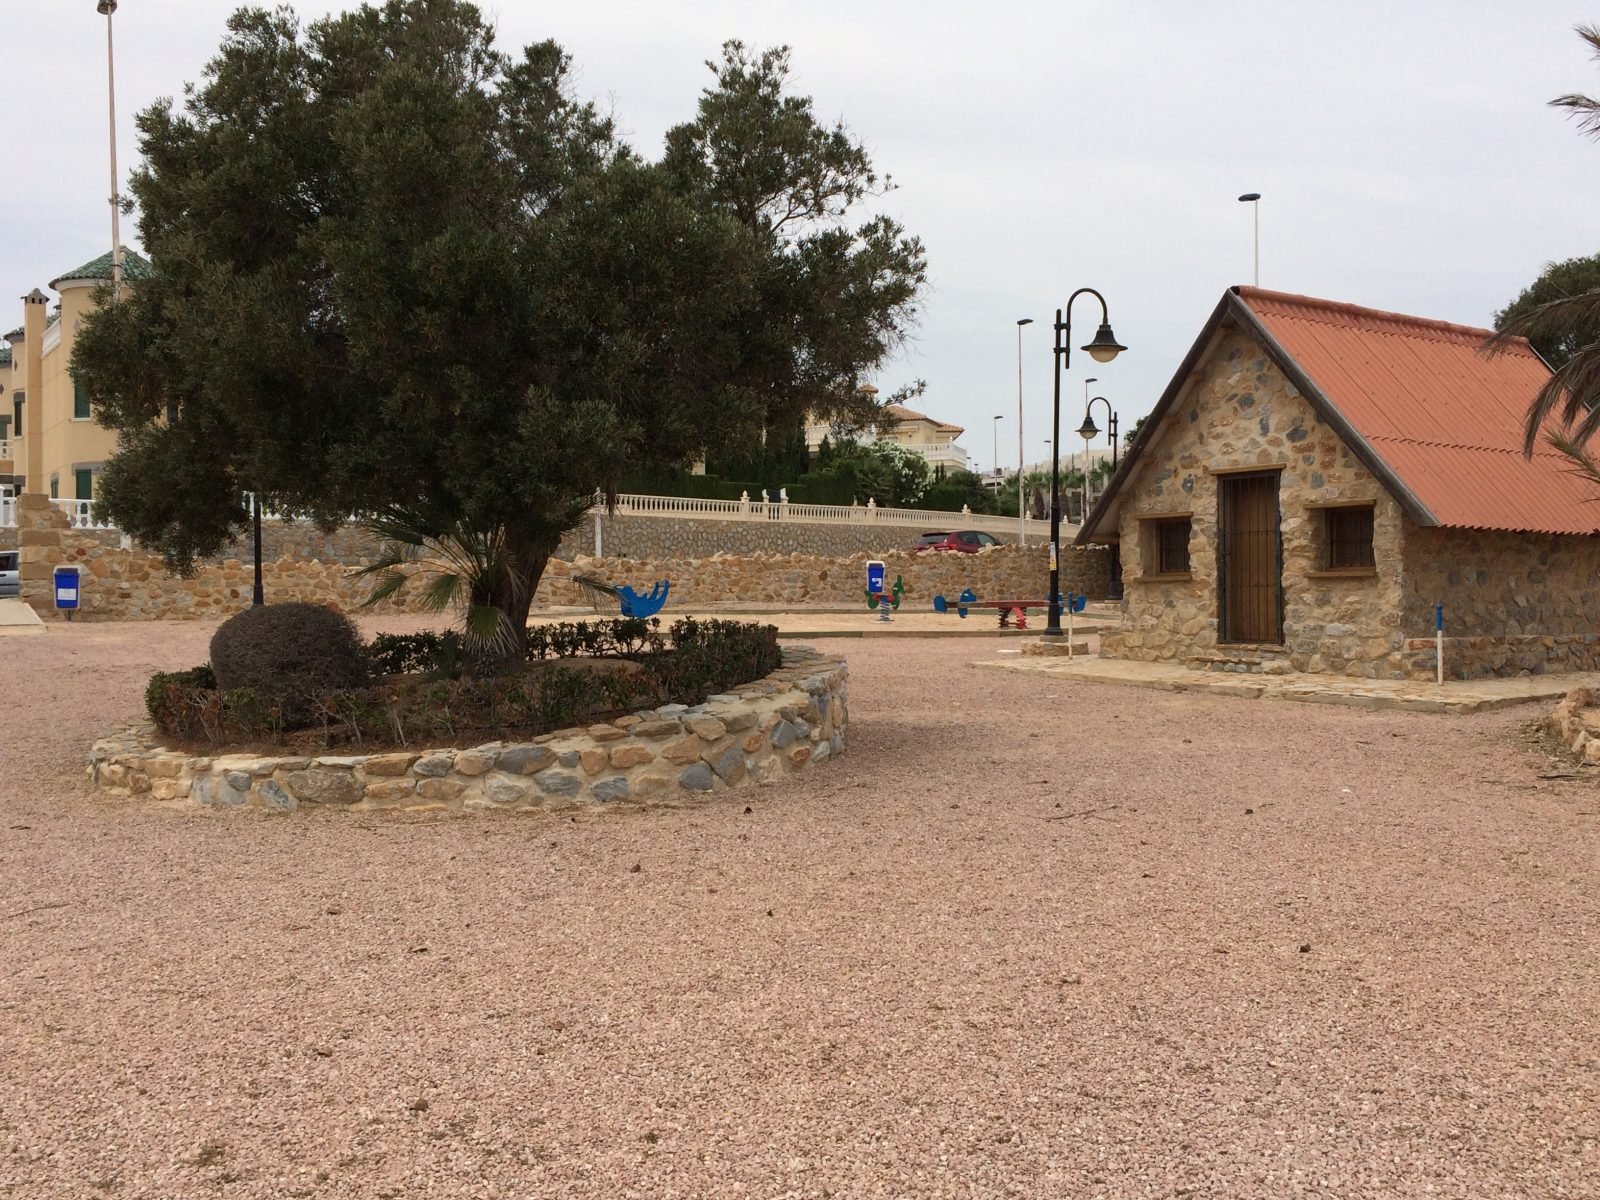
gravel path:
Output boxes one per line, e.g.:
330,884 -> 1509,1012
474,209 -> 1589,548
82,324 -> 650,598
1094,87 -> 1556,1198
2,620 -> 1598,1198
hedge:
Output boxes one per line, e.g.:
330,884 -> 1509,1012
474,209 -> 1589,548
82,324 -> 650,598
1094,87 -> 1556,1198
146,618 -> 782,749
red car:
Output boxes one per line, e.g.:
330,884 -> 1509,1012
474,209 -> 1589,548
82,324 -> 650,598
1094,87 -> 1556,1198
912,530 -> 1002,553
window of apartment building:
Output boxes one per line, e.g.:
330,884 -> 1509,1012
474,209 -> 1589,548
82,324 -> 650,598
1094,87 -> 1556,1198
1141,515 -> 1193,576
49,474 -> 58,500
74,469 -> 94,501
73,378 -> 91,420
1319,504 -> 1375,570
12,393 -> 21,438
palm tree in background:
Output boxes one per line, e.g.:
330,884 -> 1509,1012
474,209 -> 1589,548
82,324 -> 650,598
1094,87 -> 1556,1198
1490,25 -> 1600,474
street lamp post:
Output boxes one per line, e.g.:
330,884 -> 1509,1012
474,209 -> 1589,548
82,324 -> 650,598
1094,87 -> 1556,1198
992,414 -> 1004,479
1048,289 -> 1126,636
1016,317 -> 1033,546
1078,396 -> 1122,602
1238,192 -> 1261,287
98,0 -> 123,301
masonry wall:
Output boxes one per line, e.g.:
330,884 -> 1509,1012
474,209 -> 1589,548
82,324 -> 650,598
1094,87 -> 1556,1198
1399,524 -> 1600,678
1101,328 -> 1409,678
557,512 -> 1016,560
18,496 -> 1107,621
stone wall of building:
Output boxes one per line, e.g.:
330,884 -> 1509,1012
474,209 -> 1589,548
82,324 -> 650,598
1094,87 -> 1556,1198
19,506 -> 1109,621
1398,524 -> 1600,678
1102,328 -> 1410,678
90,646 -> 848,814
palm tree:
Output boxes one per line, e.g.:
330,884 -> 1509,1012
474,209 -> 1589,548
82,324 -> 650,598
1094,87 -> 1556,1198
1491,25 -> 1600,465
353,499 -> 590,673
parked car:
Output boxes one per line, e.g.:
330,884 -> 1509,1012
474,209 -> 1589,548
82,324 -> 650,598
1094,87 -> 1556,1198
0,551 -> 17,598
911,530 -> 1003,554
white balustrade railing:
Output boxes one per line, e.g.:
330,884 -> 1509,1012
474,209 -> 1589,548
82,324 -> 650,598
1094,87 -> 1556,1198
608,491 -> 1052,537
0,489 -> 1071,540
52,498 -> 115,529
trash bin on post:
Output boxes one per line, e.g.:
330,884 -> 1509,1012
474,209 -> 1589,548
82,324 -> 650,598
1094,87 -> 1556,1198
54,565 -> 82,621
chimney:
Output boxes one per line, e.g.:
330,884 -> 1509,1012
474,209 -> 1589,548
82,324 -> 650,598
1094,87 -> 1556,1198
21,289 -> 46,495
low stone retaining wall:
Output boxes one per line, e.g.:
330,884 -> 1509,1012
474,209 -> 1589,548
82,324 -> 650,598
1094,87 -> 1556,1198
542,544 -> 1107,609
1548,686 -> 1600,764
18,490 -> 1110,620
88,648 -> 847,814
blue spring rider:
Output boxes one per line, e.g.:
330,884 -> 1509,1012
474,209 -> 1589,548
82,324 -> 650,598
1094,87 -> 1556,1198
617,580 -> 671,619
932,588 -> 980,617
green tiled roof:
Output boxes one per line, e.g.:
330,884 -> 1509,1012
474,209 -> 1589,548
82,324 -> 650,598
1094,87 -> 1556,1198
50,247 -> 153,289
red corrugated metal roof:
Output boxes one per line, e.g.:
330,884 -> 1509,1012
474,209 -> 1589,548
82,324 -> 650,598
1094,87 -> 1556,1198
1236,287 -> 1600,536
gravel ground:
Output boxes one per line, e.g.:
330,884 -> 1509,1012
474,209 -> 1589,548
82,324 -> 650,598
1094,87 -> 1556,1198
2,620 -> 1598,1199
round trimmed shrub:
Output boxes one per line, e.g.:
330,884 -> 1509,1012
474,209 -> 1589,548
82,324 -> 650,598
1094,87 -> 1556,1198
209,603 -> 368,721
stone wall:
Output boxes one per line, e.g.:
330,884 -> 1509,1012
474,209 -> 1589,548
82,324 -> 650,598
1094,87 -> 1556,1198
90,646 -> 847,814
539,544 -> 1107,609
20,504 -> 1109,621
1102,328 -> 1409,678
1399,524 -> 1600,678
556,512 -> 1018,561
17,500 -> 415,621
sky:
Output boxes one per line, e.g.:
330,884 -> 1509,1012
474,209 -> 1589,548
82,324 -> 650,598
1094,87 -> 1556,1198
5,1 -> 1599,475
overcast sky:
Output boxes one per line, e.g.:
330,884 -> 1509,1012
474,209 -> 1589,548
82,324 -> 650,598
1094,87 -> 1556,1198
7,1 -> 1598,473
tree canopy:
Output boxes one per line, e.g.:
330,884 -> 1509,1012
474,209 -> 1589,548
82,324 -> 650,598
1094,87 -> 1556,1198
73,1 -> 925,650
1494,252 -> 1600,370
1490,24 -> 1600,460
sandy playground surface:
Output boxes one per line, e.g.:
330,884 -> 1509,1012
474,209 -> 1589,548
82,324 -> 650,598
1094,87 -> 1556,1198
1,616 -> 1597,1198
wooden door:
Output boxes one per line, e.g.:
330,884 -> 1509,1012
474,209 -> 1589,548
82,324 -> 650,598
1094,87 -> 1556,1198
1218,471 -> 1282,643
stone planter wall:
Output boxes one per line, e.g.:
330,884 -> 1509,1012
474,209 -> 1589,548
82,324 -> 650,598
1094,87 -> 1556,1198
1548,687 -> 1600,764
89,648 -> 847,814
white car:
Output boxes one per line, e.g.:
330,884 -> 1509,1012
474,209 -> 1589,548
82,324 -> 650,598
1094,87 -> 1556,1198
0,551 -> 17,598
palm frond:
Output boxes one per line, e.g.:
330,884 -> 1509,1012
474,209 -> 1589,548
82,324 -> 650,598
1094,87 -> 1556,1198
570,573 -> 623,612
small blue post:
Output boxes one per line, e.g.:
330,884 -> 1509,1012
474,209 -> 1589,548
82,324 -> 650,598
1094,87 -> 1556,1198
1434,602 -> 1445,685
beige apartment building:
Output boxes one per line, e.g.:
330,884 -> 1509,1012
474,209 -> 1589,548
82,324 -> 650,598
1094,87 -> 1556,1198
1,248 -> 147,507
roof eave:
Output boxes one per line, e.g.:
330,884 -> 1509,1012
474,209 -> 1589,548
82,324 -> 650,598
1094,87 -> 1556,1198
1075,293 -> 1238,544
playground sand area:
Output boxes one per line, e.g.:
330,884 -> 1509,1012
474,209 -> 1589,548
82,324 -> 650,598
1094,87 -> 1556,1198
2,615 -> 1596,1197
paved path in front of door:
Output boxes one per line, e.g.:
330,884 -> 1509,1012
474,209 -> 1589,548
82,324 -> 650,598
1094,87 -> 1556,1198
974,651 -> 1600,714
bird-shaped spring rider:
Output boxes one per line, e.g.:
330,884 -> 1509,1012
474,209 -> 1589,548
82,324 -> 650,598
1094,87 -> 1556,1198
617,580 -> 670,619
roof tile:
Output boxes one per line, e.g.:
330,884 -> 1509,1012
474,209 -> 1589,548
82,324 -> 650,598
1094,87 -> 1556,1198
1238,287 -> 1599,536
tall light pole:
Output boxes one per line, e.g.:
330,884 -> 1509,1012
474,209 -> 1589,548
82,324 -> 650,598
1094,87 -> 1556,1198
992,415 -> 1004,478
1016,317 -> 1033,546
98,0 -> 123,301
1048,289 -> 1126,637
1238,192 -> 1260,287
1078,397 -> 1122,602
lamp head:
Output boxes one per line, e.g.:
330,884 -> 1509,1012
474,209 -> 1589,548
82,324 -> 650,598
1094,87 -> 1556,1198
1082,323 -> 1126,364
1017,317 -> 1034,327
1077,413 -> 1100,440
1238,192 -> 1260,202
97,0 -> 117,13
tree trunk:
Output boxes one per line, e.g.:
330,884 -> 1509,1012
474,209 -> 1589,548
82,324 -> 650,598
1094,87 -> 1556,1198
478,526 -> 560,673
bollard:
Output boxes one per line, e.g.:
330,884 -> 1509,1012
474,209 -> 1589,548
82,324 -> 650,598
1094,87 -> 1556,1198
1434,602 -> 1445,685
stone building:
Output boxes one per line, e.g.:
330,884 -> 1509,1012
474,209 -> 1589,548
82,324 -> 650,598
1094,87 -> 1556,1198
1078,286 -> 1600,681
